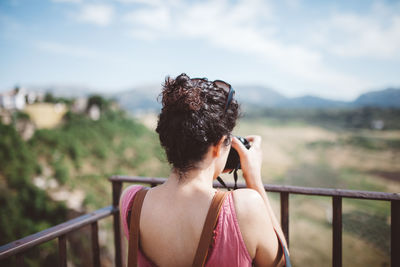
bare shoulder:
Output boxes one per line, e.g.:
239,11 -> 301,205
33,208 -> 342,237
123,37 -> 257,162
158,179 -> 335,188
232,188 -> 269,219
232,188 -> 263,202
231,189 -> 273,258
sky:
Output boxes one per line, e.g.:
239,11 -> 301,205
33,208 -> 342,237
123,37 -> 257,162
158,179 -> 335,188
0,0 -> 399,101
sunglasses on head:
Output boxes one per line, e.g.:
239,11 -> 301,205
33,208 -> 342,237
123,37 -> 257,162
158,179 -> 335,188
191,78 -> 235,113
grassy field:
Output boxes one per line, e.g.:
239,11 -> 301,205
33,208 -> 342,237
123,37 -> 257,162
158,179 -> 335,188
232,117 -> 399,267
233,118 -> 399,191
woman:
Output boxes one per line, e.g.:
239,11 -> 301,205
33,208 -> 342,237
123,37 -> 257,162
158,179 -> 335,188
120,74 -> 289,266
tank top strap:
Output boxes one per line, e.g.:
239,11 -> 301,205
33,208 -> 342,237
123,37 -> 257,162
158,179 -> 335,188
120,185 -> 145,240
206,192 -> 252,266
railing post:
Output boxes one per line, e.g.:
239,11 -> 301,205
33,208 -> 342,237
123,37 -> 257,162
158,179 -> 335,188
58,235 -> 67,267
332,196 -> 342,267
112,180 -> 123,267
392,200 -> 400,267
91,222 -> 100,267
16,253 -> 23,267
280,192 -> 289,247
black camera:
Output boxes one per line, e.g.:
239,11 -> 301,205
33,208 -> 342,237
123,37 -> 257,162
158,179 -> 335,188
224,136 -> 251,170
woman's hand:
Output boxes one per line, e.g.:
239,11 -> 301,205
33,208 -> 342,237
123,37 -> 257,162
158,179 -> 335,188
231,135 -> 263,189
233,135 -> 289,263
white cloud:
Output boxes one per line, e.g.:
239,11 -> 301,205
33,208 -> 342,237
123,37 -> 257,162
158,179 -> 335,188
127,28 -> 159,41
51,0 -> 82,3
285,0 -> 300,9
310,8 -> 400,59
124,6 -> 171,31
121,0 -> 370,99
116,0 -> 163,6
41,0 -> 396,99
35,41 -> 129,65
35,41 -> 98,58
76,4 -> 114,26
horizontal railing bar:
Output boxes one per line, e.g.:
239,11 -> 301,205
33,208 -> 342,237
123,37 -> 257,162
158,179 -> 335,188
109,176 -> 400,201
0,206 -> 117,259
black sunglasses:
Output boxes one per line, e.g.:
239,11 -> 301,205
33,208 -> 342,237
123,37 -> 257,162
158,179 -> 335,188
191,78 -> 235,112
213,80 -> 235,112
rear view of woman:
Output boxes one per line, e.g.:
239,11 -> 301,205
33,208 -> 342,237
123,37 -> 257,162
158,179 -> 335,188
120,73 -> 289,266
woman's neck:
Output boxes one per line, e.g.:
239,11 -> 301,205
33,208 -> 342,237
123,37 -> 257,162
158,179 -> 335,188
163,165 -> 216,193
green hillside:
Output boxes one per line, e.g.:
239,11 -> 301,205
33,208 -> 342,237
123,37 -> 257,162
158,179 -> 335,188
0,98 -> 169,266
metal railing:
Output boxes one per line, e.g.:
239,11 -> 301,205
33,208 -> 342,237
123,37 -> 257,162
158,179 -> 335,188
1,175 -> 399,267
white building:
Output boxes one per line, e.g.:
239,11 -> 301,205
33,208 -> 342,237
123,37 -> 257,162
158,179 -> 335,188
0,88 -> 26,110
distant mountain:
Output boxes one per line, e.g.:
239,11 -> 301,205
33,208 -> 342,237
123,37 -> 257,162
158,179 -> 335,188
278,95 -> 349,109
111,85 -> 289,112
353,88 -> 400,108
23,84 -> 400,112
102,86 -> 400,111
234,85 -> 286,107
235,87 -> 400,109
108,85 -> 162,114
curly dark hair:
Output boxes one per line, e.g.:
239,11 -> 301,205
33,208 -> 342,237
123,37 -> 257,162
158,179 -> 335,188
156,73 -> 240,174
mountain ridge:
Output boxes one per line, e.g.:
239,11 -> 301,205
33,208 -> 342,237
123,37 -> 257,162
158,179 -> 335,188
20,85 -> 400,112
110,86 -> 400,112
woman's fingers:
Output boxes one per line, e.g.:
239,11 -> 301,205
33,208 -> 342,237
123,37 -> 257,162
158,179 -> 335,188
245,135 -> 262,149
232,135 -> 263,187
232,135 -> 262,156
232,136 -> 248,156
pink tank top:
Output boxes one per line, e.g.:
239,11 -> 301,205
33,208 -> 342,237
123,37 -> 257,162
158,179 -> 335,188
120,185 -> 252,267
